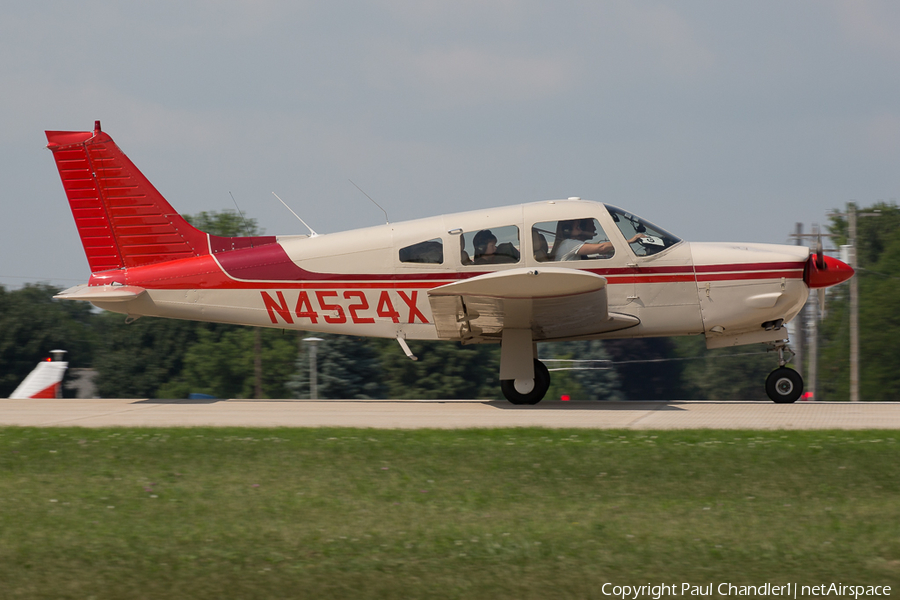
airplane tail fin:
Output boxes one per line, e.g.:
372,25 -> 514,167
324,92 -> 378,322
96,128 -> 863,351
9,351 -> 68,399
45,121 -> 209,273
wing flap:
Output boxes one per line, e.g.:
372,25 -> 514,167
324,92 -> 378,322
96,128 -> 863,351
427,268 -> 639,341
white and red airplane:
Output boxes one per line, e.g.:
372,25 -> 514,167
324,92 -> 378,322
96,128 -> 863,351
8,350 -> 68,399
46,122 -> 853,404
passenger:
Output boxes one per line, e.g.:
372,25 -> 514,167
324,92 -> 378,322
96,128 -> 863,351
532,229 -> 550,262
460,235 -> 472,265
471,228 -> 521,265
473,229 -> 498,264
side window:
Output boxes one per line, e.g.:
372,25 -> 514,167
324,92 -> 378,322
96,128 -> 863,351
460,225 -> 520,265
532,218 -> 614,262
399,238 -> 443,264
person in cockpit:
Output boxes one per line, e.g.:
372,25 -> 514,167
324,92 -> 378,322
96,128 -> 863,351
550,218 -> 643,261
473,229 -> 498,264
473,229 -> 519,264
532,228 -> 550,262
460,235 -> 473,265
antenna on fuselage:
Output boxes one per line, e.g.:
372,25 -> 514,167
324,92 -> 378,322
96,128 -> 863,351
349,179 -> 389,224
272,192 -> 319,237
229,192 -> 253,236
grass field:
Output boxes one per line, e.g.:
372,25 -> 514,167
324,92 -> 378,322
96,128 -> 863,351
1,427 -> 898,599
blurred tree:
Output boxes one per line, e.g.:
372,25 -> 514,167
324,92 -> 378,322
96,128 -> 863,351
538,340 -> 624,401
601,338 -> 688,400
288,334 -> 386,399
819,202 -> 900,400
184,209 -> 261,236
92,312 -> 201,398
158,326 -> 297,399
0,284 -> 97,397
378,339 -> 501,400
672,336 -> 776,401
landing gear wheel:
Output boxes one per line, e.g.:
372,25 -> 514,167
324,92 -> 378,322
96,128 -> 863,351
766,367 -> 803,404
501,359 -> 551,405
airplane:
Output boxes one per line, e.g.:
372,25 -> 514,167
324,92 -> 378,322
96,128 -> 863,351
46,121 -> 853,404
8,350 -> 68,399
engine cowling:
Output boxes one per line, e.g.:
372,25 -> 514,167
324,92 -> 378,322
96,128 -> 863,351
803,253 -> 854,289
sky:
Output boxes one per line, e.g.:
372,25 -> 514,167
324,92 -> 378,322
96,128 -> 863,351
2,1 -> 899,290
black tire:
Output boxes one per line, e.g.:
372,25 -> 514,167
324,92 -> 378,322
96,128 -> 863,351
501,359 -> 551,405
765,367 -> 803,403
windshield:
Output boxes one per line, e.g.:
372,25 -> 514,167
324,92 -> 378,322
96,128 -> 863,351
605,205 -> 681,257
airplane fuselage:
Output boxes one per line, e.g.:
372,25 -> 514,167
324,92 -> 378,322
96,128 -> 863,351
81,199 -> 809,350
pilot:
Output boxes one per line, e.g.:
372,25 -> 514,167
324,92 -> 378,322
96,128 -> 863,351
550,218 -> 644,261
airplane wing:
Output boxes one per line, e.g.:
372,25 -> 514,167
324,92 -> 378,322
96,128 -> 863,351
427,267 -> 639,342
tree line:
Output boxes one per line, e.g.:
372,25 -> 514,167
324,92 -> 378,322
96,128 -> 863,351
0,296 -> 709,400
818,201 -> 900,400
2,205 -> 896,400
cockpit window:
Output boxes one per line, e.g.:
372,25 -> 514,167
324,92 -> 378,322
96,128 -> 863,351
399,238 -> 443,264
606,205 -> 681,257
532,218 -> 614,262
461,225 -> 520,265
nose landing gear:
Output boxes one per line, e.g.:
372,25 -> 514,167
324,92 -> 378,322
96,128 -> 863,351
765,341 -> 803,403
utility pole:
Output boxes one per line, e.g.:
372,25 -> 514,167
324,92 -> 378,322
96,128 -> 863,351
807,256 -> 818,400
254,329 -> 263,399
303,337 -> 323,399
848,202 -> 859,402
788,222 -> 829,397
793,222 -> 805,382
839,201 -> 879,402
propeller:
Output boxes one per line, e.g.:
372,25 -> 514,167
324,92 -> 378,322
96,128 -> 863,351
803,226 -> 854,319
815,228 -> 825,316
816,228 -> 826,314
816,229 -> 825,270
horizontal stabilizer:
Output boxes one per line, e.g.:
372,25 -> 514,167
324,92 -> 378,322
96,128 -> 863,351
54,283 -> 146,302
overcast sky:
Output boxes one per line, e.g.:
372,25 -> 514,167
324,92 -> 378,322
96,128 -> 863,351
2,1 -> 899,289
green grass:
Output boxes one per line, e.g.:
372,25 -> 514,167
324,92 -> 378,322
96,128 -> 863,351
1,428 -> 898,599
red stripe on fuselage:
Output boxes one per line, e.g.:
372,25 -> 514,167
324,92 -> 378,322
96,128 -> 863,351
87,241 -> 806,290
696,270 -> 803,283
694,261 -> 806,273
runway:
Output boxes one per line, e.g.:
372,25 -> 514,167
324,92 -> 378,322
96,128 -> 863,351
1,398 -> 899,429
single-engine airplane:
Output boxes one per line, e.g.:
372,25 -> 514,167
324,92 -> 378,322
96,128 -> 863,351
47,122 -> 853,404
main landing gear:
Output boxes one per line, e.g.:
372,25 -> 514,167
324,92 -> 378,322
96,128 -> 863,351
765,341 -> 803,403
498,340 -> 806,405
501,359 -> 550,405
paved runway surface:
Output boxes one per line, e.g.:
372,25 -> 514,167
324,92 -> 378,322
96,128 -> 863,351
1,398 -> 899,429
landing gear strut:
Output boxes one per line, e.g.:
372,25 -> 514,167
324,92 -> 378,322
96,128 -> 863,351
765,341 -> 803,403
501,359 -> 550,405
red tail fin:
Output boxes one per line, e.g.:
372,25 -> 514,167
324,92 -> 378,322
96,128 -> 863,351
46,121 -> 209,273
